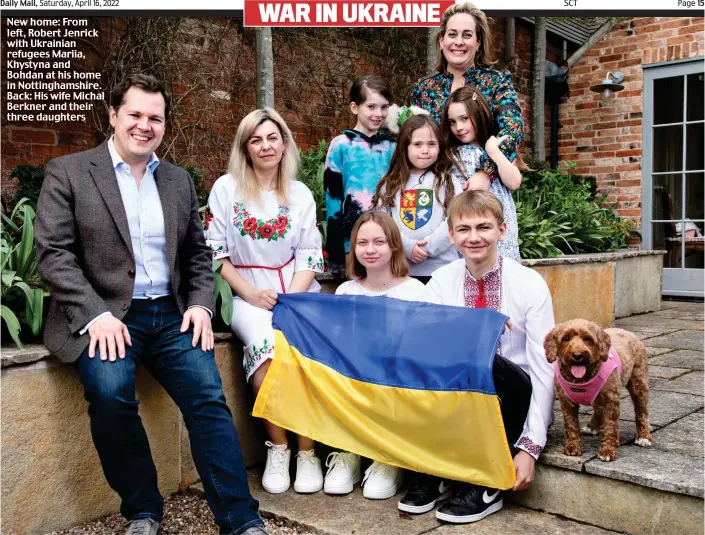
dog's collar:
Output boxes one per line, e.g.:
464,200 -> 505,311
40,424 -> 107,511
554,347 -> 622,406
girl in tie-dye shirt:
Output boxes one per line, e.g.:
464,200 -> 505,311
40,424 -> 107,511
324,75 -> 396,274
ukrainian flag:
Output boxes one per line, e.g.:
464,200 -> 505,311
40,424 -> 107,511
253,293 -> 516,489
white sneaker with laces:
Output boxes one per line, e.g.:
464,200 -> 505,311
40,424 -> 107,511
323,451 -> 361,495
294,449 -> 323,493
262,441 -> 291,494
362,461 -> 403,499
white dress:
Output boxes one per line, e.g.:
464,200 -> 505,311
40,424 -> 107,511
205,174 -> 324,380
335,277 -> 429,301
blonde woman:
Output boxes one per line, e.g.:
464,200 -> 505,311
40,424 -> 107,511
205,108 -> 325,495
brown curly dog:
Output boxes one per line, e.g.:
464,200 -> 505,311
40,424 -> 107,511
544,319 -> 652,461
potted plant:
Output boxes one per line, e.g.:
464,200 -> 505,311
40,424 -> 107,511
625,228 -> 642,248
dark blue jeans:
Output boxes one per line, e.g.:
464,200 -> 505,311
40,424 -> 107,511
76,297 -> 263,535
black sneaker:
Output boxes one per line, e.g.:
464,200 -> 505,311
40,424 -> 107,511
397,474 -> 452,514
435,483 -> 503,523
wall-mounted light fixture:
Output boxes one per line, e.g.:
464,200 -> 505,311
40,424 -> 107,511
590,71 -> 625,102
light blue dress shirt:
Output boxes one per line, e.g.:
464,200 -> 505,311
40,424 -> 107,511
108,137 -> 171,299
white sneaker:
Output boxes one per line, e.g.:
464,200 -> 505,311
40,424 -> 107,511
294,449 -> 323,493
362,461 -> 403,500
323,451 -> 361,495
262,441 -> 290,494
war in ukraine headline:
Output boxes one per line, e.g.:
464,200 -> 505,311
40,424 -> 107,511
244,0 -> 455,27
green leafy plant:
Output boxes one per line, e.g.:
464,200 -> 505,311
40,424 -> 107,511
180,164 -> 208,208
9,164 -> 45,211
1,198 -> 49,347
298,141 -> 329,262
298,140 -> 327,226
514,160 -> 630,259
213,260 -> 233,327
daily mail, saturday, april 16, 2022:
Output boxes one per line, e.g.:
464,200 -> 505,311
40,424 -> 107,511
1,0 -> 119,8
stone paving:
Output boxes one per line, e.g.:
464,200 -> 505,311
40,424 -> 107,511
541,299 -> 704,499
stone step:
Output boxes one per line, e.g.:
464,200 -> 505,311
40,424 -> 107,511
530,401 -> 704,534
190,473 -> 626,535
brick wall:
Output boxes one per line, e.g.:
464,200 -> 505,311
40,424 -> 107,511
557,17 -> 704,222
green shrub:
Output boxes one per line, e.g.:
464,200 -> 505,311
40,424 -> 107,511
1,198 -> 49,347
515,160 -> 630,259
180,164 -> 208,208
9,165 -> 45,211
298,140 -> 328,247
298,140 -> 327,224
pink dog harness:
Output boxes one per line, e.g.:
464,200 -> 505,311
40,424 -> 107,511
554,347 -> 623,406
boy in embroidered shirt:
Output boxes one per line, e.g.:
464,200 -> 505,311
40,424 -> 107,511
401,190 -> 554,524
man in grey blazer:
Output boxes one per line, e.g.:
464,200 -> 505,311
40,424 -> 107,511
35,74 -> 268,535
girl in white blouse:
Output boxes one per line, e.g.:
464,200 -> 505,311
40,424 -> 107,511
205,108 -> 325,496
326,211 -> 428,500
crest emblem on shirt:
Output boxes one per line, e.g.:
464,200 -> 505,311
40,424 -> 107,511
400,189 -> 433,230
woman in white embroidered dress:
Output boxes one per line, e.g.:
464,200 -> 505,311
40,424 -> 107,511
205,108 -> 325,496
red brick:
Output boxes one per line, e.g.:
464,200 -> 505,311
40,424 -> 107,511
616,149 -> 642,157
616,179 -> 641,187
613,44 -> 639,54
10,128 -> 57,145
594,151 -> 616,158
652,30 -> 678,39
679,25 -> 705,35
617,209 -> 641,217
631,18 -> 657,28
662,19 -> 691,29
575,131 -> 596,139
597,128 -> 620,137
617,119 -> 642,128
667,35 -> 695,46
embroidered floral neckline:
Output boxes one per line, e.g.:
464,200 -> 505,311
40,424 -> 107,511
232,201 -> 292,241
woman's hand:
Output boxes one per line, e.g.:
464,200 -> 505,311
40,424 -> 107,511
245,288 -> 279,311
463,171 -> 491,191
485,135 -> 509,159
410,241 -> 429,263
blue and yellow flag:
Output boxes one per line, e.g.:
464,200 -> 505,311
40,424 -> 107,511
253,293 -> 516,490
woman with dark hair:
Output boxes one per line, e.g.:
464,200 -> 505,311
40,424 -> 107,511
409,2 -> 524,192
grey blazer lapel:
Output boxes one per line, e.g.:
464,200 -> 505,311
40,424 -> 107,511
154,164 -> 177,269
89,143 -> 134,259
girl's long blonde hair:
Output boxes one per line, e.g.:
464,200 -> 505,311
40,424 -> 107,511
228,108 -> 300,204
372,115 -> 456,213
346,211 -> 409,280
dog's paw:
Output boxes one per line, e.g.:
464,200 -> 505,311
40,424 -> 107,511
597,447 -> 617,461
563,442 -> 582,457
635,437 -> 652,448
581,425 -> 599,436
